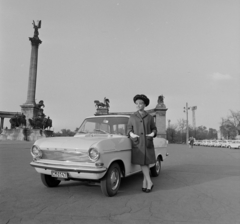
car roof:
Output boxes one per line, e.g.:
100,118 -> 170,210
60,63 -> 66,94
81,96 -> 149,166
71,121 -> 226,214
85,115 -> 130,119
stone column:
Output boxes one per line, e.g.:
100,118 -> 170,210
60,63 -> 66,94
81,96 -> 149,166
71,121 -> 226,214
0,117 -> 4,130
154,102 -> 168,139
21,21 -> 42,126
25,37 -> 42,105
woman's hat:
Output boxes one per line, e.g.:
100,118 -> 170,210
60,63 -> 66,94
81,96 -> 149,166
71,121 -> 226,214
133,94 -> 150,107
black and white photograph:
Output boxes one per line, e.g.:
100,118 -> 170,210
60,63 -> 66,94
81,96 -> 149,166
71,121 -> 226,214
0,1 -> 240,223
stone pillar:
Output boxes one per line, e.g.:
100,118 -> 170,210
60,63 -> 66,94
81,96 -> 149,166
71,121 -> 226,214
21,21 -> 42,126
24,37 -> 42,105
95,108 -> 109,116
154,102 -> 168,139
0,117 -> 4,130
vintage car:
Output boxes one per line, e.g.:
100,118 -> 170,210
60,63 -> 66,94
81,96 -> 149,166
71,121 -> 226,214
30,115 -> 168,197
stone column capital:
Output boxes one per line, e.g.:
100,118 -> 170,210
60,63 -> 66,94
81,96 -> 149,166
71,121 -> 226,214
29,37 -> 42,46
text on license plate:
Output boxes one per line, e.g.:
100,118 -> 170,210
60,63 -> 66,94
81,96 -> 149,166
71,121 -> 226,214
51,171 -> 68,179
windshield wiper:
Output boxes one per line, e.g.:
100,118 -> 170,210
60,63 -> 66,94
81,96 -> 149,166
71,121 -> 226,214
78,131 -> 87,134
93,129 -> 108,134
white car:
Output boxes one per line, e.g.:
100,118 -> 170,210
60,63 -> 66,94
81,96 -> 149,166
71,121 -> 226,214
227,140 -> 240,149
213,140 -> 223,147
193,140 -> 200,146
204,140 -> 211,147
208,140 -> 216,147
30,115 -> 168,197
221,140 -> 233,148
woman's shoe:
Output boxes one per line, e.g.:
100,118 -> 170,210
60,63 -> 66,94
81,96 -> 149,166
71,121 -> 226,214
145,184 -> 154,193
142,188 -> 147,192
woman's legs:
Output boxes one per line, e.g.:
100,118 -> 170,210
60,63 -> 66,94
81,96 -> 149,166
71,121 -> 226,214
141,165 -> 153,189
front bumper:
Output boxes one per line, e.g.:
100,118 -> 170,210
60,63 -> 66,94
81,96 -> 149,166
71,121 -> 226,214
30,161 -> 107,180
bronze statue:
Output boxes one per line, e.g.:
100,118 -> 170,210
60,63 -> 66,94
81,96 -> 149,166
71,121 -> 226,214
158,95 -> 164,104
9,113 -> 26,129
43,117 -> 52,130
94,97 -> 110,109
29,116 -> 52,130
36,100 -> 45,109
32,20 -> 41,38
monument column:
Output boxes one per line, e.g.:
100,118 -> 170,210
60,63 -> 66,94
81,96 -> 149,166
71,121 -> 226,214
25,37 -> 41,105
21,21 -> 42,126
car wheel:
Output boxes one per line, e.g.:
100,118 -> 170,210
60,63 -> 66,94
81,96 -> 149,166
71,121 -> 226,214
100,163 -> 121,197
41,174 -> 61,187
150,156 -> 161,177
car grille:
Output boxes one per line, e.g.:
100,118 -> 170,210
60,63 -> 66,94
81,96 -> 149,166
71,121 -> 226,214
41,150 -> 89,162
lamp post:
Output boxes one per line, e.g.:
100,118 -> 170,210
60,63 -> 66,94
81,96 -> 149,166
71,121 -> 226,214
183,103 -> 190,145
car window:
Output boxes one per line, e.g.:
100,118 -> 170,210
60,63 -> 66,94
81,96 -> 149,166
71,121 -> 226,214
77,117 -> 129,135
113,124 -> 127,135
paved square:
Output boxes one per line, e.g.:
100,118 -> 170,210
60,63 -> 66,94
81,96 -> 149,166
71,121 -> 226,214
1,141 -> 240,224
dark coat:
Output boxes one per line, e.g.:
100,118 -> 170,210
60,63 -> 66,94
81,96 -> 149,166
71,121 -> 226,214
127,111 -> 157,165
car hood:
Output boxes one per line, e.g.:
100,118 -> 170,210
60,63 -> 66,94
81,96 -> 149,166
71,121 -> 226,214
35,135 -> 112,151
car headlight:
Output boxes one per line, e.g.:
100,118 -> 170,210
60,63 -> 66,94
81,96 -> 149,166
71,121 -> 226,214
88,147 -> 100,161
31,145 -> 42,159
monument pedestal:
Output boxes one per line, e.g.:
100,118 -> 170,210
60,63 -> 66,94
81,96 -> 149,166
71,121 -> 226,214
95,108 -> 109,115
0,128 -> 53,141
21,104 -> 42,127
154,103 -> 168,139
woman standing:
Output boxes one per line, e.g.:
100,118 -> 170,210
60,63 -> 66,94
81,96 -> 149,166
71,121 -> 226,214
127,94 -> 157,193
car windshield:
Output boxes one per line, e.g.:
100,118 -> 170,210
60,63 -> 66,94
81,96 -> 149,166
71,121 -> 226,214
77,117 -> 129,135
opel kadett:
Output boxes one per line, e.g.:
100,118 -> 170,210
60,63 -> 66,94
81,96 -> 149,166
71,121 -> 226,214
30,115 -> 168,196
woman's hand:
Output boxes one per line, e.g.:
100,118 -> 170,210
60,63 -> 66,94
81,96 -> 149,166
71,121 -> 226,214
130,132 -> 139,138
146,132 -> 155,137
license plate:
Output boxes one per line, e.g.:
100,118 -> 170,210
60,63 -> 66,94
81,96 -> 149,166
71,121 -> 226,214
51,171 -> 68,179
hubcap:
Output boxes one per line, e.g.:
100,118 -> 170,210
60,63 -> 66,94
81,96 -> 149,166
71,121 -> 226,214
110,168 -> 120,190
156,160 -> 160,173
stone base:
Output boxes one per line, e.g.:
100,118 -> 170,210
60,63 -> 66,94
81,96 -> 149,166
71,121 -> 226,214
0,128 -> 53,141
95,108 -> 109,115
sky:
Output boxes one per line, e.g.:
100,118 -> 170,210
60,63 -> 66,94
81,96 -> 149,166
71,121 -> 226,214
1,0 -> 240,132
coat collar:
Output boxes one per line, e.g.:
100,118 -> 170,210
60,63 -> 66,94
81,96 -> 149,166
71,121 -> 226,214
134,111 -> 149,119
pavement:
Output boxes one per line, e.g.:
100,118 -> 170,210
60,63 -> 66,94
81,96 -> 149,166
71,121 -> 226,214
0,140 -> 240,224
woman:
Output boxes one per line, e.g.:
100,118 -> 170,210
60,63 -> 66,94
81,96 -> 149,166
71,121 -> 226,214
127,94 -> 157,193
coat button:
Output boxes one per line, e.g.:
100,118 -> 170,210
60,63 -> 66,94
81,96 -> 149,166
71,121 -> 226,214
141,133 -> 143,135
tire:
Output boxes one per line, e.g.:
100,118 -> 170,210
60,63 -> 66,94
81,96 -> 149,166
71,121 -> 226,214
150,156 -> 161,177
41,174 -> 61,187
100,163 -> 121,197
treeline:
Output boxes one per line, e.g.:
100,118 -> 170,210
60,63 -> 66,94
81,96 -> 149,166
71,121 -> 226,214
167,110 -> 240,143
167,125 -> 218,143
53,128 -> 78,137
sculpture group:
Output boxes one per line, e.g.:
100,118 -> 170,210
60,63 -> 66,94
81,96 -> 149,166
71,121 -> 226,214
29,115 -> 52,130
9,100 -> 52,130
10,113 -> 26,129
94,97 -> 110,109
28,100 -> 52,129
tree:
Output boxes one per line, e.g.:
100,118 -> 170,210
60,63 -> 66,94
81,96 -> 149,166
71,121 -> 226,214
220,118 -> 236,139
54,128 -> 78,137
208,128 -> 218,139
177,119 -> 186,143
195,126 -> 208,140
167,124 -> 178,143
228,110 -> 240,136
